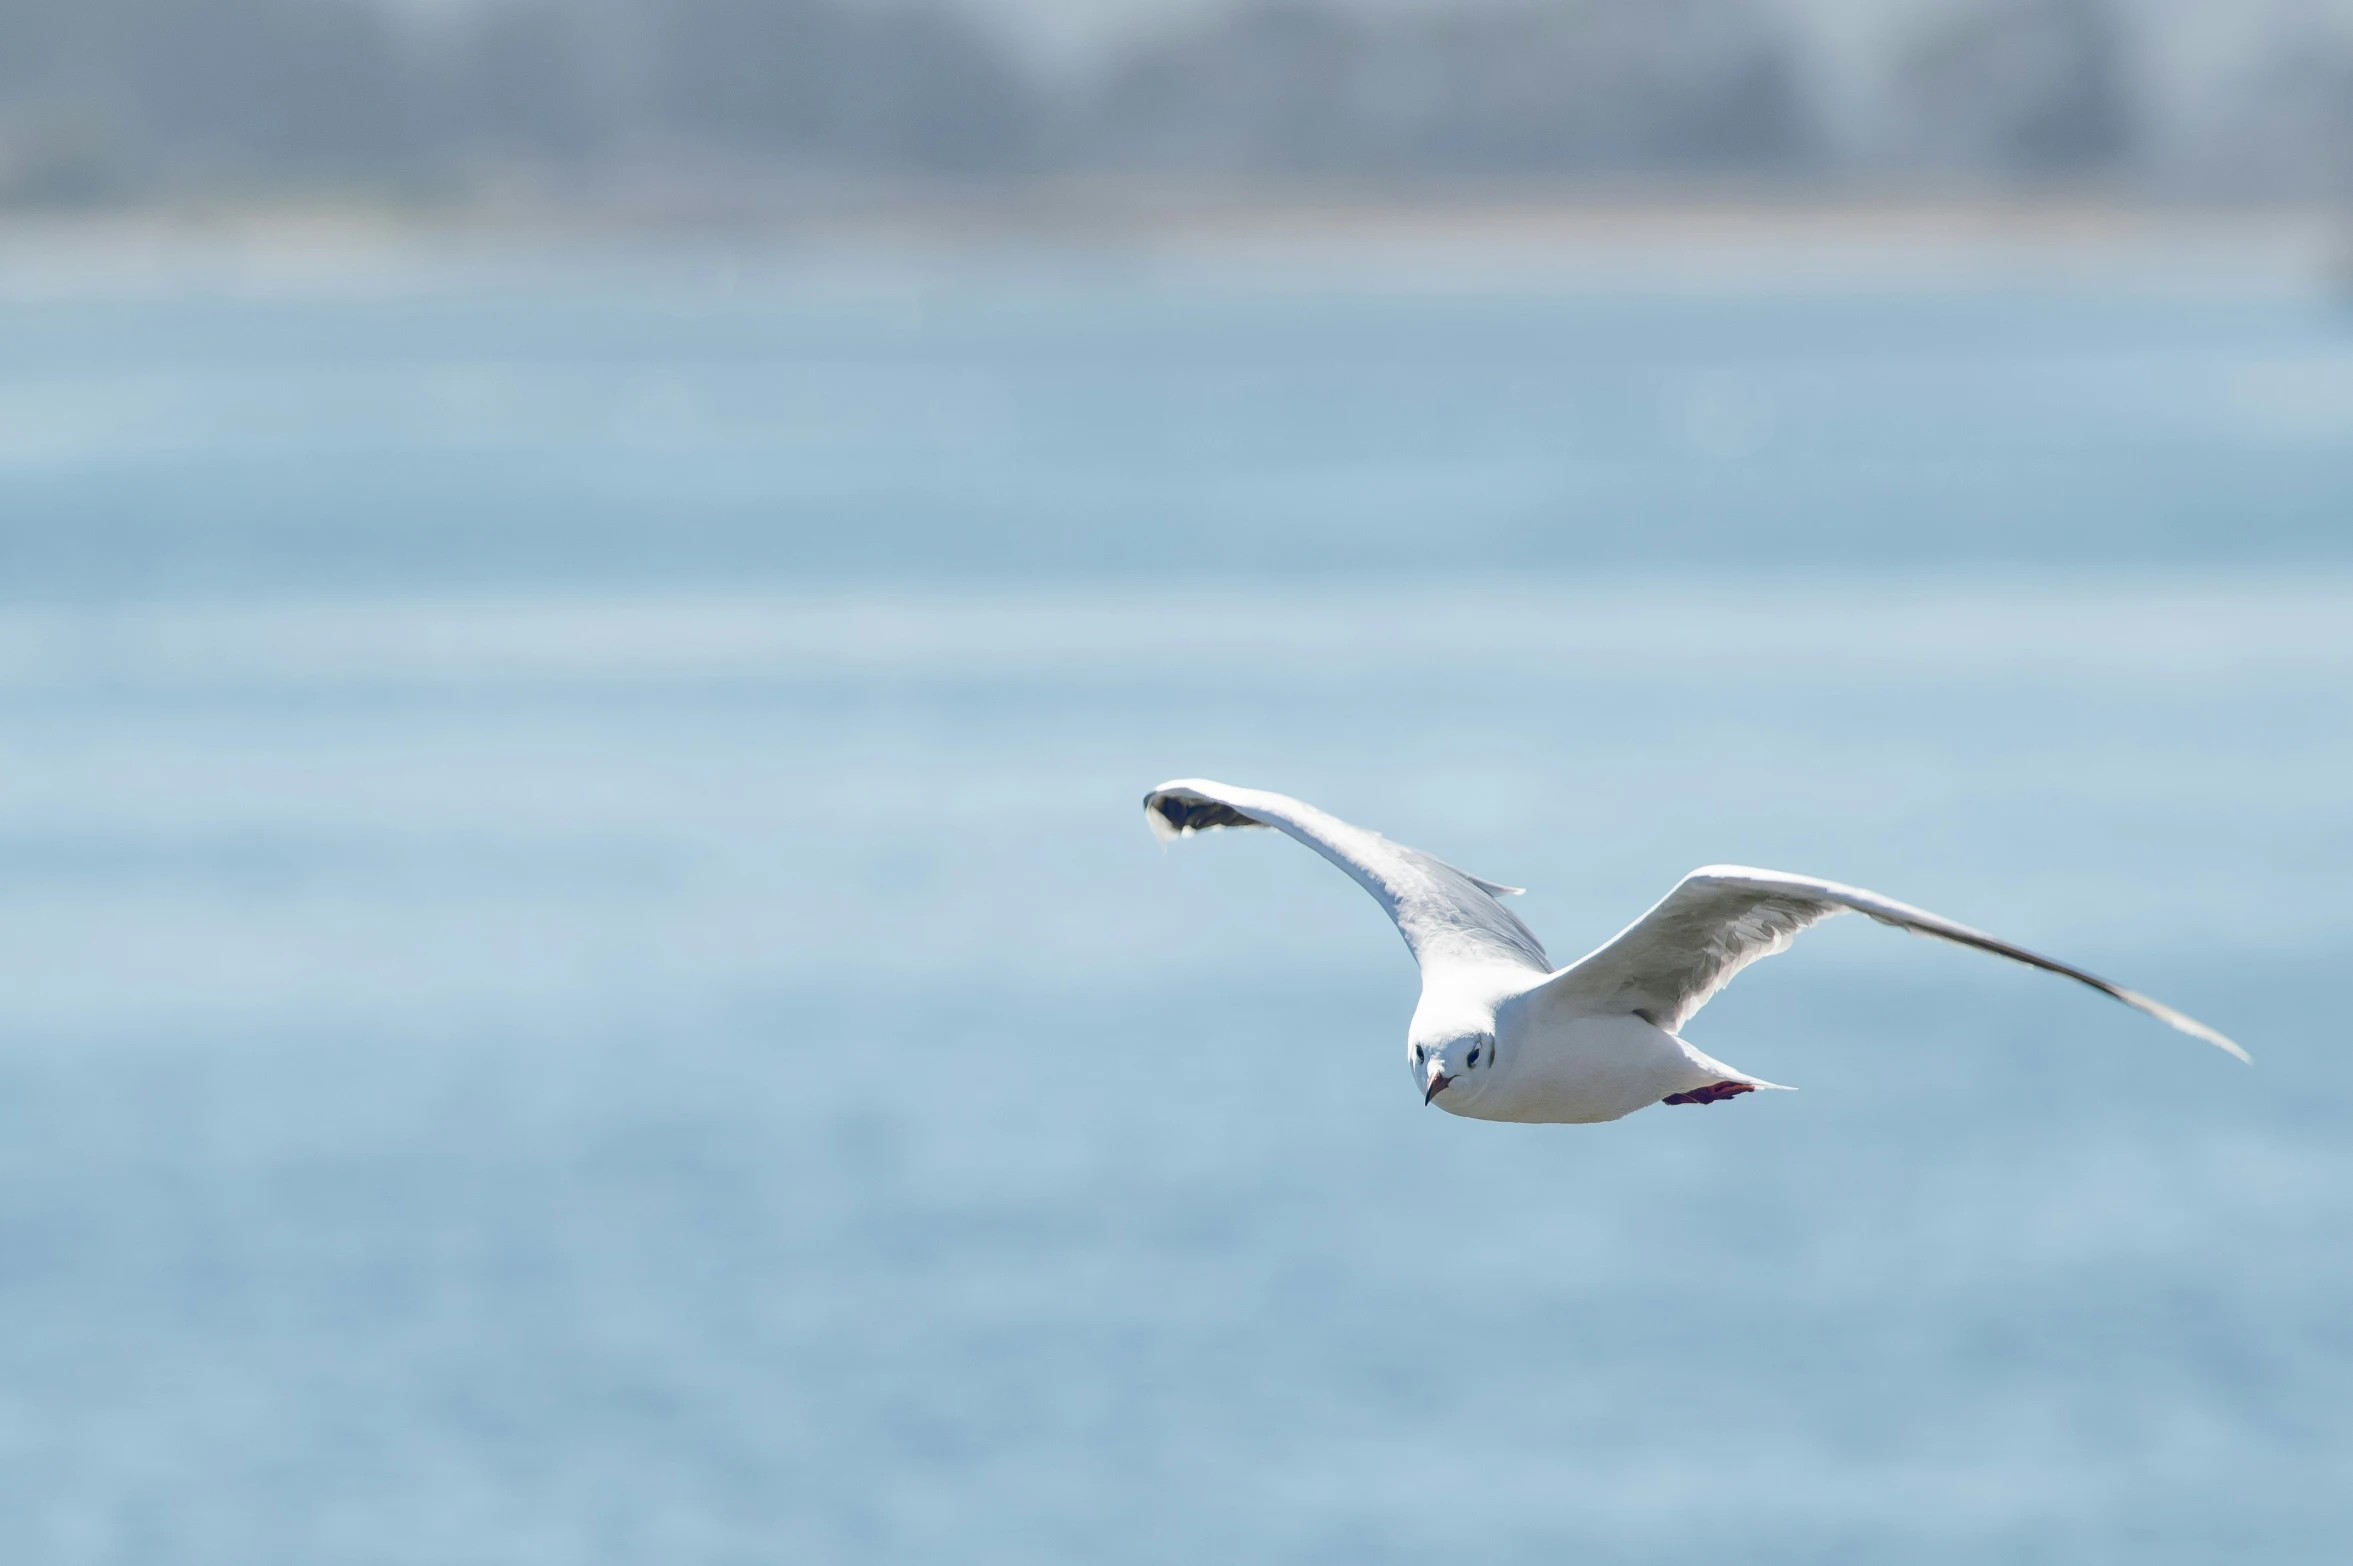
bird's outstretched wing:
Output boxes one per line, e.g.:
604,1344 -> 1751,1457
1144,779 -> 1550,977
1524,866 -> 2247,1060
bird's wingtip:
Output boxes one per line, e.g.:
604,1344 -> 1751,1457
1142,780 -> 1265,841
2121,987 -> 2252,1064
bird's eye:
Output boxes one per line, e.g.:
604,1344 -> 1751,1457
1414,1045 -> 1426,1066
1466,1046 -> 1481,1067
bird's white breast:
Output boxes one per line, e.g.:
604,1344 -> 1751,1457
1441,1010 -> 1710,1124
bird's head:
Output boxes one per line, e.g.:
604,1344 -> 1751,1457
1411,1032 -> 1496,1109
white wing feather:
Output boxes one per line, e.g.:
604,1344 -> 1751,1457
1143,779 -> 1549,977
1528,865 -> 2249,1061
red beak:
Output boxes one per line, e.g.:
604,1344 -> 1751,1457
1423,1071 -> 1454,1105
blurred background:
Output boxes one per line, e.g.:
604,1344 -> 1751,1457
1,2 -> 2351,1563
5,0 -> 2353,203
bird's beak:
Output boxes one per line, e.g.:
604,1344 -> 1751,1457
1423,1071 -> 1454,1106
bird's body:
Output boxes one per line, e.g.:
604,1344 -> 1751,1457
1431,997 -> 1749,1124
1143,778 -> 2245,1123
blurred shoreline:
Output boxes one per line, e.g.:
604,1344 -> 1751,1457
2,187 -> 2348,290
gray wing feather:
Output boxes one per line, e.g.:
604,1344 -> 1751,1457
1144,779 -> 1550,976
1530,866 -> 2248,1061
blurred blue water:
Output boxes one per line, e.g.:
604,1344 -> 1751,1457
0,249 -> 2347,1564
2,247 -> 2351,591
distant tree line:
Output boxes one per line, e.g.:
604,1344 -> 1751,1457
0,0 -> 2343,204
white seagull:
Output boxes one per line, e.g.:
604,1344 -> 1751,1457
1144,779 -> 2247,1123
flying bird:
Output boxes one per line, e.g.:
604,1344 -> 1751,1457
1143,779 -> 2246,1123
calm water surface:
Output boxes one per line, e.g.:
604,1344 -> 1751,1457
0,247 -> 2346,1563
